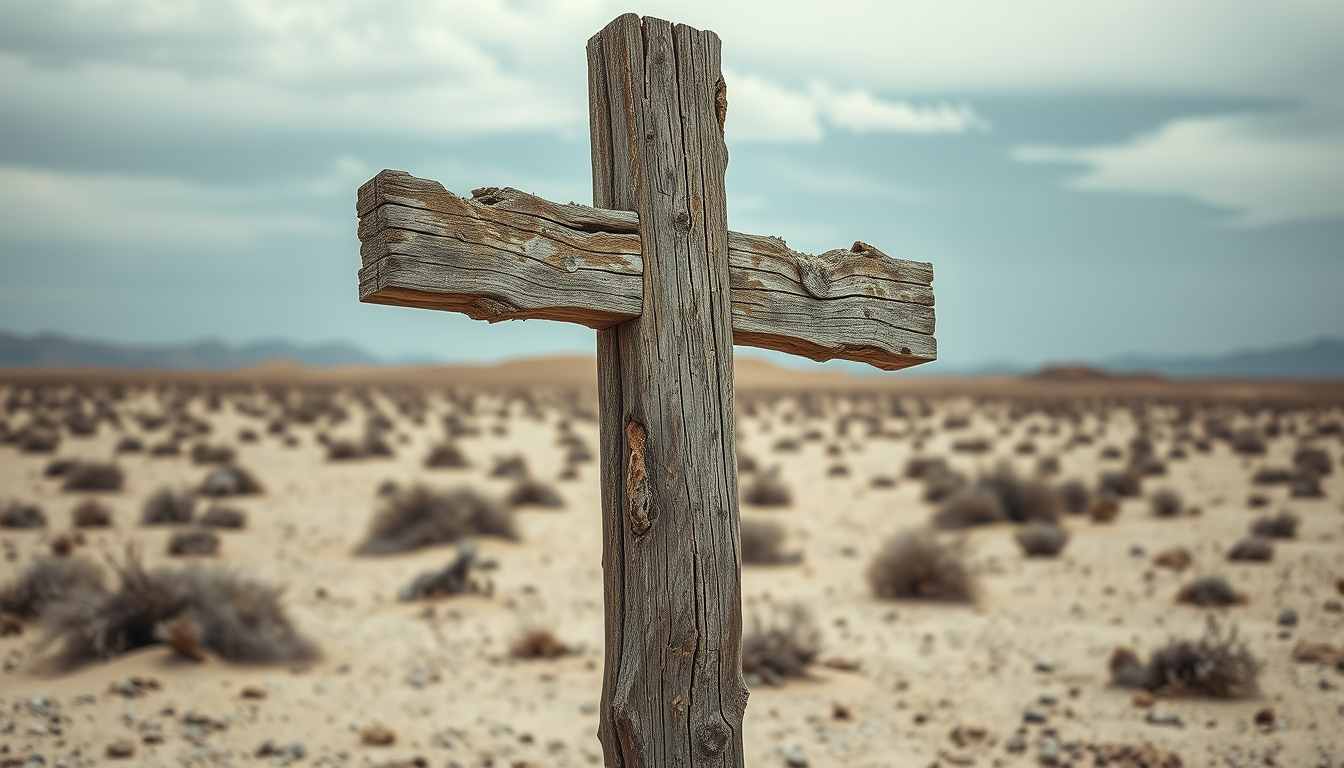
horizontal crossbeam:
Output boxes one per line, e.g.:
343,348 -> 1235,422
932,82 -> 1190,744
357,170 -> 936,371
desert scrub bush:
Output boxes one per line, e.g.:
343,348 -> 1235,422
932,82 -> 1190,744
114,435 -> 144,454
504,478 -> 564,508
1057,480 -> 1090,515
398,542 -> 488,601
71,499 -> 112,528
189,443 -> 236,465
741,518 -> 801,565
18,427 -> 60,453
356,485 -> 516,555
1289,472 -> 1324,498
867,529 -> 974,602
904,456 -> 948,480
141,487 -> 195,525
1,501 -> 47,528
44,458 -> 78,477
736,453 -> 758,474
922,467 -> 968,503
1250,511 -> 1299,539
1294,445 -> 1333,476
199,465 -> 263,497
168,528 -> 221,556
61,462 -> 124,492
0,556 -> 106,619
199,505 -> 246,529
1230,427 -> 1266,455
975,464 -> 1061,524
1098,469 -> 1142,498
424,442 -> 469,469
1109,616 -> 1261,697
1149,489 -> 1183,518
46,551 -> 317,666
1014,522 -> 1069,557
489,455 -> 529,479
1227,536 -> 1273,562
741,602 -> 820,686
1153,547 -> 1193,571
742,468 -> 792,507
1176,575 -> 1245,607
932,489 -> 1005,530
510,627 -> 571,659
951,437 -> 993,454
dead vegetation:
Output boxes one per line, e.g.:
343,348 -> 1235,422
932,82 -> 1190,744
1109,616 -> 1261,697
1149,489 -> 1183,518
742,467 -> 792,507
742,602 -> 820,686
168,528 -> 221,556
0,556 -> 106,619
424,442 -> 469,469
1227,536 -> 1274,562
199,505 -> 246,529
1,500 -> 47,528
398,542 -> 488,601
72,499 -> 113,528
1153,547 -> 1193,571
199,465 -> 263,497
1014,521 -> 1069,557
356,485 -> 516,555
1177,575 -> 1245,607
741,518 -> 801,565
1250,511 -> 1299,539
61,462 -> 124,492
141,487 -> 196,525
510,627 -> 572,659
867,529 -> 975,602
504,478 -> 564,508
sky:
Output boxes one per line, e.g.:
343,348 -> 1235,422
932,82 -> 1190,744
0,0 -> 1341,372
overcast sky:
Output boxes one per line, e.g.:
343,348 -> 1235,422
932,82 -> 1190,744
0,0 -> 1341,371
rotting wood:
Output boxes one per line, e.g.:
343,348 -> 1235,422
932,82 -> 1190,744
358,172 -> 936,369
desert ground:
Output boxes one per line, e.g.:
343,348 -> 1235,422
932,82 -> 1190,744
1,357 -> 1341,768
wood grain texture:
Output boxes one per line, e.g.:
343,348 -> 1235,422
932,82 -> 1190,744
589,14 -> 747,767
357,171 -> 937,369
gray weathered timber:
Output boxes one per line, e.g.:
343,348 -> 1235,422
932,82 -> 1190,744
357,170 -> 936,369
588,14 -> 745,767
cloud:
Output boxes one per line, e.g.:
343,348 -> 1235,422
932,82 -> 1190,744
1014,109 -> 1344,226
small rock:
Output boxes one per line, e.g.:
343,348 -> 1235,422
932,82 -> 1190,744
1034,659 -> 1055,673
241,685 -> 268,699
27,723 -> 48,736
106,741 -> 136,759
1132,691 -> 1155,708
1253,707 -> 1275,730
1277,608 -> 1299,627
361,724 -> 396,746
1129,544 -> 1145,557
778,742 -> 808,768
1023,707 -> 1048,724
1038,693 -> 1059,706
1040,737 -> 1061,765
1145,710 -> 1182,727
1006,732 -> 1027,753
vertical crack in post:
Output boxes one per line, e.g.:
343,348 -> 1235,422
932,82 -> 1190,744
626,418 -> 652,535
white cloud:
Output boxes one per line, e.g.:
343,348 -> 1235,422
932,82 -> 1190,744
1014,109 -> 1344,226
809,83 -> 987,134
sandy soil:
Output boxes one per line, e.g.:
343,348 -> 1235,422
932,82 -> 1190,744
1,361 -> 1341,768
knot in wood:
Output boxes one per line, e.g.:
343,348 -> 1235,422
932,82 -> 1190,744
714,76 -> 728,134
470,187 -> 506,205
562,256 -> 579,273
796,256 -> 831,299
673,210 -> 692,232
850,240 -> 888,259
625,419 -> 653,535
696,722 -> 731,757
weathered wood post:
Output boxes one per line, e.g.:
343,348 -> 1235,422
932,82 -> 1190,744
587,14 -> 746,766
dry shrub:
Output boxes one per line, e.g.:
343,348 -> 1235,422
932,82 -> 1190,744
72,499 -> 112,528
199,465 -> 264,497
867,529 -> 975,602
932,489 -> 1005,530
737,453 -> 758,474
1149,489 -> 1183,518
1230,428 -> 1266,455
61,462 -> 124,492
199,505 -> 247,529
155,614 -> 206,660
1089,494 -> 1120,523
1082,743 -> 1184,768
1057,480 -> 1090,515
1227,536 -> 1273,562
1153,547 -> 1193,571
1036,455 -> 1060,475
1109,616 -> 1261,697
1289,473 -> 1323,498
772,437 -> 800,452
741,519 -> 801,565
511,628 -> 571,659
1251,467 -> 1293,485
141,487 -> 195,525
1291,640 -> 1341,666
922,467 -> 968,503
1014,522 -> 1069,557
114,436 -> 144,454
1,501 -> 47,528
0,556 -> 106,619
975,464 -> 1061,524
44,458 -> 78,477
1176,575 -> 1245,607
46,551 -> 317,666
398,542 -> 486,601
1250,511 -> 1298,539
189,443 -> 236,465
356,485 -> 516,555
904,456 -> 948,480
18,428 -> 60,453
1099,469 -> 1142,498
490,455 -> 529,479
424,442 -> 468,469
504,478 -> 564,509
1294,445 -> 1333,476
149,440 -> 180,457
742,602 -> 820,685
952,438 -> 992,454
742,468 -> 792,507
168,528 -> 221,556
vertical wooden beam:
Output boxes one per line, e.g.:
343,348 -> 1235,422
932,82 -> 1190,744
588,13 -> 746,767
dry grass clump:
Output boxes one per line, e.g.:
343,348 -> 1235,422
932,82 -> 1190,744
932,489 -> 1005,530
489,455 -> 529,479
141,487 -> 196,525
61,462 -> 124,492
904,456 -> 948,480
72,499 -> 113,528
742,468 -> 792,507
199,505 -> 247,529
356,485 -> 516,555
44,458 -> 78,477
1082,743 -> 1183,768
510,628 -> 572,659
1109,616 -> 1261,697
18,427 -> 60,453
742,602 -> 820,686
741,519 -> 801,565
1057,480 -> 1090,515
1250,511 -> 1299,539
922,466 -> 968,503
1176,575 -> 1245,607
1089,494 -> 1121,523
1153,547 -> 1193,571
1014,522 -> 1069,557
114,435 -> 144,454
0,556 -> 106,619
424,442 -> 469,469
1294,445 -> 1333,476
1289,473 -> 1324,498
168,528 -> 221,556
189,443 -> 236,465
46,552 -> 317,666
1230,428 -> 1266,455
398,542 -> 487,601
1149,489 -> 1183,518
199,465 -> 264,497
1227,536 -> 1273,562
504,478 -> 564,509
975,464 -> 1061,524
1251,467 -> 1293,485
1,501 -> 47,528
867,529 -> 975,602
1098,469 -> 1142,498
951,437 -> 993,454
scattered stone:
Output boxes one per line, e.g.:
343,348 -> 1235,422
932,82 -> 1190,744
777,742 -> 808,768
1253,707 -> 1275,730
1023,706 -> 1048,724
1006,731 -> 1028,753
1038,693 -> 1059,706
1145,710 -> 1182,727
1277,608 -> 1299,627
361,724 -> 396,746
106,741 -> 136,759
1040,736 -> 1061,765
948,724 -> 987,749
241,685 -> 268,699
1034,658 -> 1055,673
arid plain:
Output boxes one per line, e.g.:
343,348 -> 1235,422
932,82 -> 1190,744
1,358 -> 1341,768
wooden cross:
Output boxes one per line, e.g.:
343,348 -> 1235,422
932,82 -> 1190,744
355,14 -> 936,766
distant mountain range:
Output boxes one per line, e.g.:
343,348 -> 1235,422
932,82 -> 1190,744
1,330 -> 1341,379
0,331 -> 379,369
